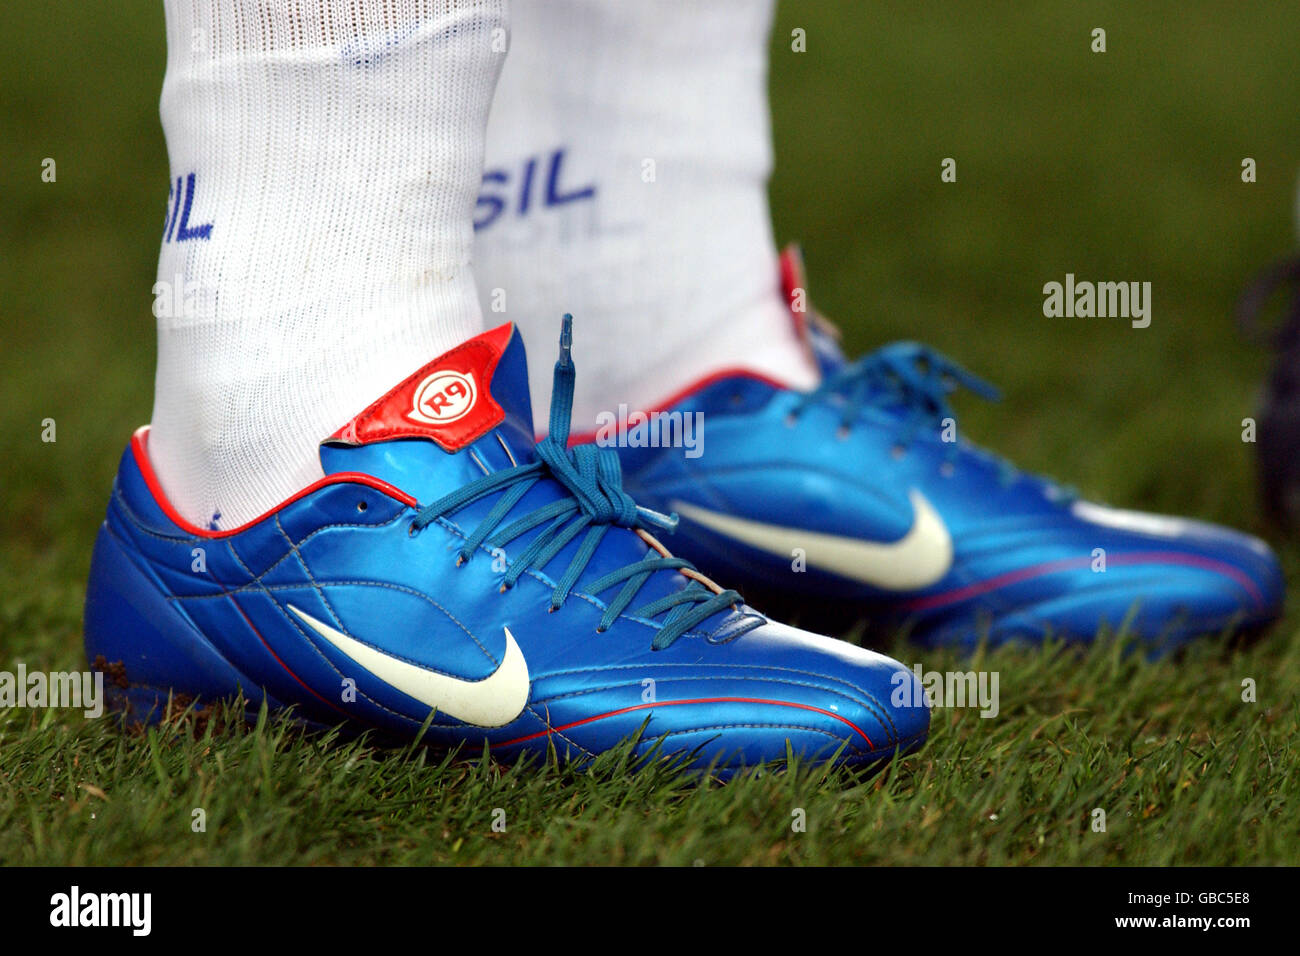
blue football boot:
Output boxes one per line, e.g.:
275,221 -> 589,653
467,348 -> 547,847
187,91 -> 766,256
614,248 -> 1284,650
83,317 -> 928,771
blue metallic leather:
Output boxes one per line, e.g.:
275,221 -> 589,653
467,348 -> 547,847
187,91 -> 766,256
83,325 -> 928,771
619,349 -> 1284,650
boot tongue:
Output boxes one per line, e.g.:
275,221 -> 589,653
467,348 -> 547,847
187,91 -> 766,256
318,323 -> 536,502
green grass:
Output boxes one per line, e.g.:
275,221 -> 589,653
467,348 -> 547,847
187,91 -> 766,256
2,635 -> 1297,865
2,1 -> 1299,865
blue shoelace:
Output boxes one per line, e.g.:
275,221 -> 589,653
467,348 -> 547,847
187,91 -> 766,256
792,340 -> 1076,498
409,316 -> 757,651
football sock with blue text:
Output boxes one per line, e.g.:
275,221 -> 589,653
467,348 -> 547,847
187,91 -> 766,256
473,0 -> 818,435
149,0 -> 504,528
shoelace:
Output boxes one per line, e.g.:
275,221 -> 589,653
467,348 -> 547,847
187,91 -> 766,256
791,340 -> 1076,498
410,315 -> 757,651
793,341 -> 998,437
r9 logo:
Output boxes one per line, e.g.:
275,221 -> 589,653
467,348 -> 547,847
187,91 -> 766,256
409,370 -> 478,425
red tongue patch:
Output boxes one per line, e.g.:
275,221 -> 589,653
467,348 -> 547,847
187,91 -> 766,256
779,243 -> 815,354
327,323 -> 514,452
779,243 -> 841,364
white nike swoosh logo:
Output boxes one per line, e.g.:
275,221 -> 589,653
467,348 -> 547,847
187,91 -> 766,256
288,605 -> 530,727
672,489 -> 953,591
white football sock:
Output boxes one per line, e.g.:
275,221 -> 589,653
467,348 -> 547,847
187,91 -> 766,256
149,0 -> 505,529
473,0 -> 818,436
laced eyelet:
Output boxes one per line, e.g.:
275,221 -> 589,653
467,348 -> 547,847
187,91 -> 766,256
402,316 -> 744,658
407,522 -> 419,537
595,626 -> 606,634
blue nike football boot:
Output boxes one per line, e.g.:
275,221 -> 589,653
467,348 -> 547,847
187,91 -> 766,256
83,317 -> 928,772
614,248 -> 1284,650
